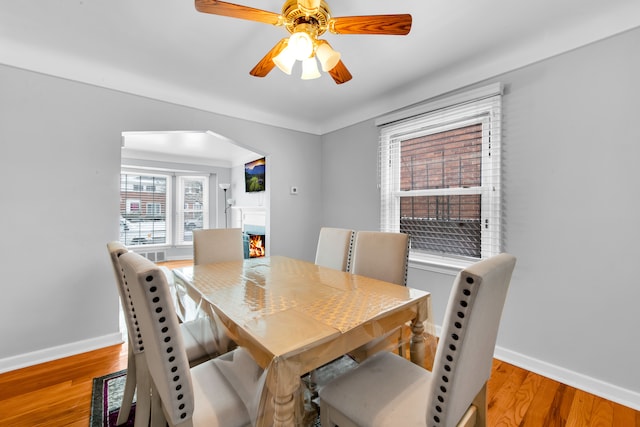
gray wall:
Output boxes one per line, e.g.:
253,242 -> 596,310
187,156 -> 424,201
321,28 -> 640,407
0,64 -> 322,367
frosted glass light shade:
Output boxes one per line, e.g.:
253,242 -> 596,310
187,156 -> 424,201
218,183 -> 230,190
273,47 -> 296,75
316,42 -> 341,72
288,31 -> 314,61
301,57 -> 321,80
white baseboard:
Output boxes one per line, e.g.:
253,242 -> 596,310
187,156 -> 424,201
0,332 -> 123,374
429,325 -> 640,411
494,346 -> 640,411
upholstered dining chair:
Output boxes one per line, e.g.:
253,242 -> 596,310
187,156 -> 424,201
107,242 -> 222,426
118,250 -> 266,427
349,230 -> 410,286
314,227 -> 355,271
318,253 -> 517,427
183,228 -> 245,319
190,228 -> 244,349
307,227 -> 355,392
347,231 -> 411,360
193,228 -> 244,265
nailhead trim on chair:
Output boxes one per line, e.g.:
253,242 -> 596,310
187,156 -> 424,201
145,273 -> 189,420
121,259 -> 194,423
430,273 -> 479,426
403,236 -> 410,286
344,231 -> 355,273
116,251 -> 146,354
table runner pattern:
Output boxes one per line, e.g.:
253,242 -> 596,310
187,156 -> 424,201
183,257 -> 411,333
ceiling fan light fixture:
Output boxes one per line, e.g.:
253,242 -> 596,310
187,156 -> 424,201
197,0 -> 412,84
301,57 -> 321,80
316,42 -> 340,72
273,46 -> 296,75
288,31 -> 314,61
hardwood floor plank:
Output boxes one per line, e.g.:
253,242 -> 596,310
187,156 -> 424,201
0,344 -> 127,427
488,360 -> 515,396
491,371 -> 542,426
517,375 -> 560,426
566,389 -> 596,426
612,402 -> 639,426
543,382 -> 578,427
590,397 -> 614,427
487,362 -> 530,426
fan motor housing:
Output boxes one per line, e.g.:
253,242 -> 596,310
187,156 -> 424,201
281,0 -> 331,36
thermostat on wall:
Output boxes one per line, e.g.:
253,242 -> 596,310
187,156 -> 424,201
290,186 -> 298,195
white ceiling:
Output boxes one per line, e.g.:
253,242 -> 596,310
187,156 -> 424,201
2,0 -> 639,161
121,131 -> 263,167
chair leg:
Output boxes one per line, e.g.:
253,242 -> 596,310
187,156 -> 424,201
116,344 -> 136,425
133,354 -> 151,427
472,382 -> 488,427
456,383 -> 487,427
150,382 -> 166,427
457,406 -> 477,427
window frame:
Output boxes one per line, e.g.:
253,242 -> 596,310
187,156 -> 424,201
120,170 -> 172,248
379,85 -> 502,273
175,175 -> 210,246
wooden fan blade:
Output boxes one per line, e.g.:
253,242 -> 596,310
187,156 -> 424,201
328,60 -> 352,85
250,38 -> 289,78
329,14 -> 412,35
195,0 -> 282,26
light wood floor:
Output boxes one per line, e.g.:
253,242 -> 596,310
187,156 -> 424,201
1,259 -> 637,426
1,344 -> 637,426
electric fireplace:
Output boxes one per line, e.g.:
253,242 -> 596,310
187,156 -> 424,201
248,233 -> 266,258
231,206 -> 267,259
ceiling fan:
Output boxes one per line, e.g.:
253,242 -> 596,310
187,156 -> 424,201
195,0 -> 412,84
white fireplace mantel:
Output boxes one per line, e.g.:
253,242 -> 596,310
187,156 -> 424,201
230,206 -> 266,232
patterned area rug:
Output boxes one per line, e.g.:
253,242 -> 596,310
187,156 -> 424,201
89,356 -> 357,426
89,369 -> 135,427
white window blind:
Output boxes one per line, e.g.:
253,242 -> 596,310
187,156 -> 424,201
379,85 -> 502,266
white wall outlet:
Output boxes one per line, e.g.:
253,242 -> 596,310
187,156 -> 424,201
290,186 -> 298,195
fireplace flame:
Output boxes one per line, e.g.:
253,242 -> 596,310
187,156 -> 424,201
249,234 -> 265,258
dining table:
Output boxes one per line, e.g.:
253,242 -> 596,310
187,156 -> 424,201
173,255 -> 433,427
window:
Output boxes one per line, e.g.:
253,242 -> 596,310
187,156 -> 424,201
176,176 -> 209,244
379,85 -> 502,267
146,203 -> 162,216
120,171 -> 211,247
120,172 -> 170,247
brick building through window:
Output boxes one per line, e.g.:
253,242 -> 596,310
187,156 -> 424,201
400,124 -> 482,257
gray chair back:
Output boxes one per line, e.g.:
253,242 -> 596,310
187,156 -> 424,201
314,227 -> 354,271
350,231 -> 410,286
107,241 -> 145,355
426,253 -> 516,426
193,228 -> 244,265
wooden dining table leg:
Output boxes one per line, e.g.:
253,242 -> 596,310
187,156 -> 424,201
409,317 -> 426,367
260,356 -> 300,427
273,390 -> 297,427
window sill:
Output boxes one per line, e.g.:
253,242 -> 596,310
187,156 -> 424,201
408,253 -> 475,276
